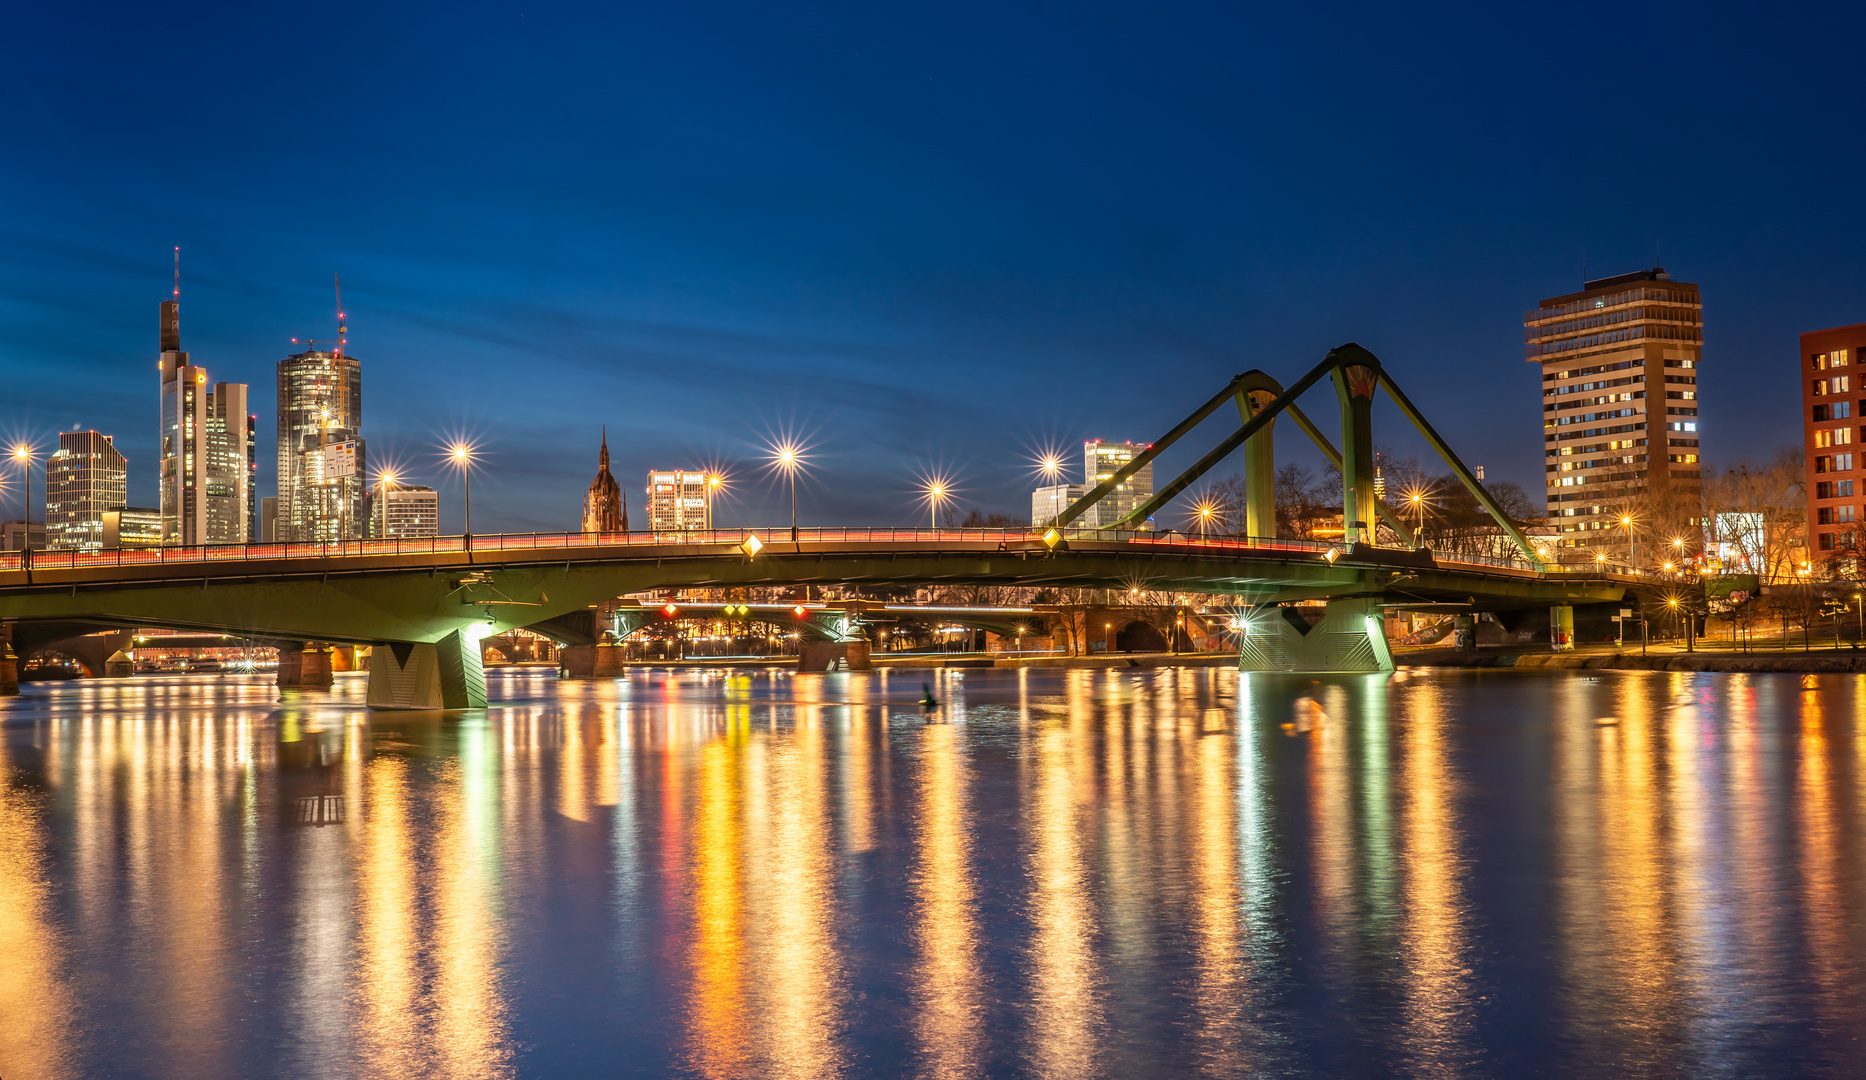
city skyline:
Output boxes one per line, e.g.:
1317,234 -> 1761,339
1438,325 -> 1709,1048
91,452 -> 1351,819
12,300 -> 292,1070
8,6 -> 1866,533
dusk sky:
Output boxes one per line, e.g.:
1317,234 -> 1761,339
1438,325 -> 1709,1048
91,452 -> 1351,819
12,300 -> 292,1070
5,2 -> 1864,532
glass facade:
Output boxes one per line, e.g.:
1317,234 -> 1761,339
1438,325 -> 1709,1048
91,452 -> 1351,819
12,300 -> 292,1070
1082,441 -> 1155,529
46,430 -> 128,551
157,301 -> 251,545
275,349 -> 366,541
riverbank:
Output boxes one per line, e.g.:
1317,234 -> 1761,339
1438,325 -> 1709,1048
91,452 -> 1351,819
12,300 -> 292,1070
1402,647 -> 1866,674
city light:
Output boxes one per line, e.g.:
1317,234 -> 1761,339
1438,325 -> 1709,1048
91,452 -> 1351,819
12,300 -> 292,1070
764,437 -> 810,540
915,470 -> 958,529
1031,446 -> 1067,483
1189,495 -> 1220,537
445,441 -> 478,537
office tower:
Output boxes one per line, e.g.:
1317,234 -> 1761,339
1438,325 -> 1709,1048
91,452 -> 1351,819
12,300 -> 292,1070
102,507 -> 163,549
276,347 -> 366,541
1803,323 -> 1866,559
583,431 -> 627,533
369,483 -> 440,538
1082,440 -> 1155,529
646,470 -> 709,532
46,430 -> 127,551
1525,267 -> 1703,555
157,298 -> 253,545
1031,483 -> 1087,527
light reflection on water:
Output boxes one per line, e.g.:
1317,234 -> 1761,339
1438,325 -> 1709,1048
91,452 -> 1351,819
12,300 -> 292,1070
3,667 -> 1866,1078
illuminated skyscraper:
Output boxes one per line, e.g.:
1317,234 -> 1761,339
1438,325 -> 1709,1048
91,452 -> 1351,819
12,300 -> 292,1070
646,470 -> 707,532
369,483 -> 440,538
157,296 -> 253,545
1082,440 -> 1154,529
46,430 -> 127,551
1526,267 -> 1702,554
276,348 -> 366,540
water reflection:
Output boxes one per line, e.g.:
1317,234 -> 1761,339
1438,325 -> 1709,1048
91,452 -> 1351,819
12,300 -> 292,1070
3,668 -> 1866,1078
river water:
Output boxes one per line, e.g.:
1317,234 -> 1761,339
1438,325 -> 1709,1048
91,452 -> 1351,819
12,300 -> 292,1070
2,666 -> 1864,1079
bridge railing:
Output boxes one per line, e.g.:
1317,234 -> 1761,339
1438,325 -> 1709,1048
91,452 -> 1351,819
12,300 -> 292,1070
0,527 -> 1553,573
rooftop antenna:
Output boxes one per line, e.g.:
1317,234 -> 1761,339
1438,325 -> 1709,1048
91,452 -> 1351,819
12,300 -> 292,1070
173,246 -> 180,302
335,273 -> 346,358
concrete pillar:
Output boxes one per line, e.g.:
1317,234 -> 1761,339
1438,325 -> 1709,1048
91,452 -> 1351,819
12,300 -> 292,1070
367,630 -> 487,710
558,642 -> 631,679
104,650 -> 134,677
1550,605 -> 1575,652
1452,615 -> 1476,652
277,643 -> 334,690
799,640 -> 872,671
0,638 -> 16,697
1238,597 -> 1395,674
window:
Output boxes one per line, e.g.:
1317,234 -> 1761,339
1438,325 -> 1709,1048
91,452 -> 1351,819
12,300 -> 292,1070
1815,379 -> 1829,396
1821,533 -> 1837,551
1841,454 -> 1856,471
1843,427 -> 1857,445
1817,430 -> 1833,448
1840,376 -> 1853,392
1820,507 -> 1836,524
1819,481 -> 1835,499
1844,506 -> 1859,524
1843,481 -> 1856,497
1816,404 -> 1831,421
1836,350 -> 1852,368
1818,455 -> 1832,473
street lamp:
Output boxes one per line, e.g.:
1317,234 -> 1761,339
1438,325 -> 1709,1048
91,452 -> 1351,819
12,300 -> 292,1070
767,439 -> 806,541
917,470 -> 957,530
1619,514 -> 1636,568
1190,496 -> 1219,537
11,443 -> 34,549
447,442 -> 477,538
704,472 -> 726,532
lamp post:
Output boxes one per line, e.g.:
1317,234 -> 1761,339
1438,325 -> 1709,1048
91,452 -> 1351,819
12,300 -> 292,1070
1620,514 -> 1636,568
769,442 -> 803,542
11,444 -> 34,550
704,473 -> 723,532
448,443 -> 476,540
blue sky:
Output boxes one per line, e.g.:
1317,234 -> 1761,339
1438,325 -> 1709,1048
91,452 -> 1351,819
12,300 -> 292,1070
3,2 -> 1862,531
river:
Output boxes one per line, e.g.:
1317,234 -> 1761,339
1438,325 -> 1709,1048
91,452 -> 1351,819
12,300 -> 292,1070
1,666 -> 1863,1078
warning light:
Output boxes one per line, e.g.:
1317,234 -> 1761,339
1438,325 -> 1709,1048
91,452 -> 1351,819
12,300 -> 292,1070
794,605 -> 807,617
663,604 -> 679,617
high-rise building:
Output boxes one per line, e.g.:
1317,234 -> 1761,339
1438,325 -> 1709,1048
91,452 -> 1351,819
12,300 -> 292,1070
646,470 -> 709,532
1030,483 -> 1087,527
157,298 -> 253,545
102,507 -> 163,549
1802,324 -> 1866,560
1525,267 -> 1703,555
45,430 -> 127,551
369,483 -> 440,539
583,432 -> 627,533
1082,440 -> 1155,529
276,348 -> 366,540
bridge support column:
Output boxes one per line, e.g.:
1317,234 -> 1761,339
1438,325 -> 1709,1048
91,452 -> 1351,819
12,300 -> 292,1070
0,627 -> 16,697
799,640 -> 871,672
1453,615 -> 1476,651
1238,598 -> 1394,674
1550,605 -> 1575,652
368,630 -> 487,710
105,650 -> 134,677
559,642 -> 630,679
277,643 -> 334,691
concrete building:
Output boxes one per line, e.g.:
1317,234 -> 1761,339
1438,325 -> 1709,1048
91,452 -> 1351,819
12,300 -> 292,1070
260,496 -> 278,542
102,507 -> 163,549
1525,268 -> 1703,556
45,430 -> 127,551
157,299 -> 253,545
1031,483 -> 1087,527
1802,324 -> 1866,558
1082,440 -> 1154,529
646,470 -> 709,533
276,347 -> 366,541
1,521 -> 46,552
369,484 -> 440,539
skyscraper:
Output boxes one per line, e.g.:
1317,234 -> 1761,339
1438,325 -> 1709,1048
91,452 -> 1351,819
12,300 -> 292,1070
646,470 -> 708,533
45,430 -> 127,551
1525,267 -> 1703,556
1802,323 -> 1865,561
157,294 -> 253,545
583,431 -> 626,533
1082,440 -> 1155,529
276,347 -> 366,541
1030,483 -> 1086,527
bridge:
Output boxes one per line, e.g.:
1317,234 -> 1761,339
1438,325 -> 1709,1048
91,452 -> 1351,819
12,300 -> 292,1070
0,343 -> 1630,705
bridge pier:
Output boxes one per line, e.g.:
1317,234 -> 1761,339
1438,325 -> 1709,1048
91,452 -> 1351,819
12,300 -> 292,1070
558,641 -> 631,679
799,640 -> 871,671
1237,597 -> 1394,675
277,643 -> 334,691
0,625 -> 16,696
368,630 -> 487,710
1550,605 -> 1575,651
